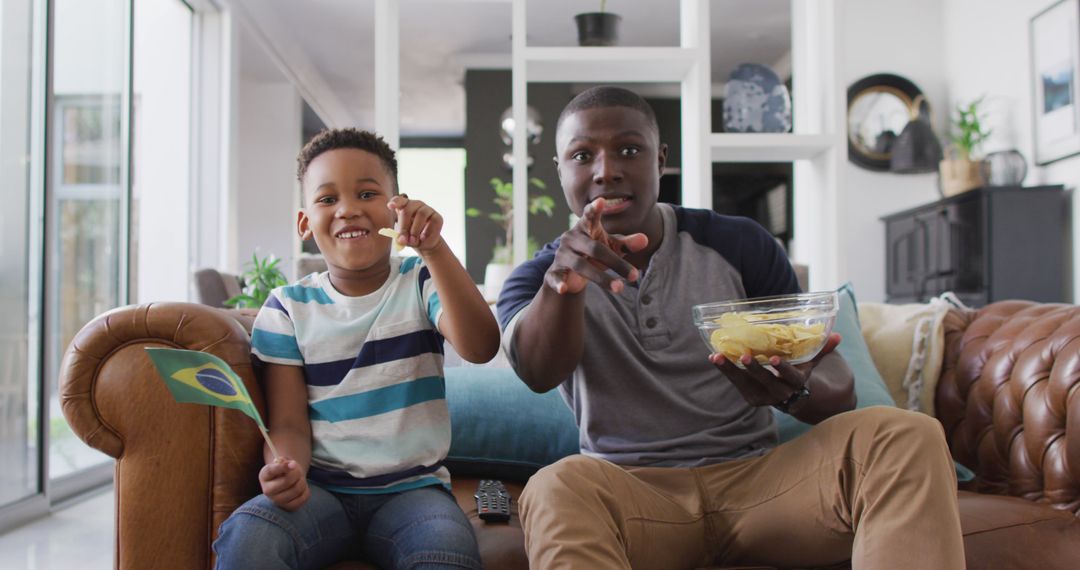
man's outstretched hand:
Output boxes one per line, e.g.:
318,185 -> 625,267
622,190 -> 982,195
545,198 -> 649,295
709,333 -> 842,410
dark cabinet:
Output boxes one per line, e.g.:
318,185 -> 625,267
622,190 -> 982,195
882,185 -> 1067,306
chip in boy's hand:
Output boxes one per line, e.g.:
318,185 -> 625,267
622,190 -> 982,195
377,227 -> 405,251
692,291 -> 839,366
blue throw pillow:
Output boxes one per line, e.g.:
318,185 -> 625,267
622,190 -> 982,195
772,282 -> 975,483
772,282 -> 896,442
445,367 -> 579,481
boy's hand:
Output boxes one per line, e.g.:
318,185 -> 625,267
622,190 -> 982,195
259,456 -> 310,512
546,198 -> 649,295
388,194 -> 444,252
708,333 -> 842,410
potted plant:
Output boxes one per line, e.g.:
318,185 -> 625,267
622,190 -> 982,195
940,96 -> 992,197
575,0 -> 621,46
224,252 -> 288,309
467,176 -> 555,297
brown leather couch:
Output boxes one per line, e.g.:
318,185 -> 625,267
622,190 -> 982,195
59,300 -> 1080,569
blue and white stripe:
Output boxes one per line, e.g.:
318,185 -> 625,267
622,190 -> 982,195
250,256 -> 451,492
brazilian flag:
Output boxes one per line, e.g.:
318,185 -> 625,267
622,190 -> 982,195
145,348 -> 266,429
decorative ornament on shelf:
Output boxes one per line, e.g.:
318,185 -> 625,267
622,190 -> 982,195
981,149 -> 1028,186
889,94 -> 943,174
722,63 -> 792,133
574,0 -> 621,47
467,177 -> 555,298
939,96 -> 992,197
499,105 -> 543,169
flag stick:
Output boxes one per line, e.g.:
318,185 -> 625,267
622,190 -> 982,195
256,422 -> 281,461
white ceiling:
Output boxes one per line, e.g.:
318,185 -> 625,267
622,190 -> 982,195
239,0 -> 791,137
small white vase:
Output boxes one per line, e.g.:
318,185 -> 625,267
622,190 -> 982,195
483,263 -> 515,300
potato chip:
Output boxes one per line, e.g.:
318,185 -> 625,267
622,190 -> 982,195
708,311 -> 826,364
377,227 -> 405,251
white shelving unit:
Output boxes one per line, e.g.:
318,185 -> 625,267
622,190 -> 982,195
708,134 -> 834,163
369,0 -> 846,290
511,0 -> 845,289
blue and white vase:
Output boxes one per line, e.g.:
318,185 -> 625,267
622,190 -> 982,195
723,63 -> 792,133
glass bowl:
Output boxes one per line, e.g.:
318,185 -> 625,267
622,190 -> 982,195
691,291 -> 839,365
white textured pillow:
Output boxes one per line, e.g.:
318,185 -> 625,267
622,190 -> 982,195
857,297 -> 953,416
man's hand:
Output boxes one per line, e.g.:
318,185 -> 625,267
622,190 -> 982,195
259,456 -> 310,512
388,195 -> 443,252
709,333 -> 842,410
546,198 -> 649,295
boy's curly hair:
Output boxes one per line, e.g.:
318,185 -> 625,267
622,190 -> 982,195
296,128 -> 398,192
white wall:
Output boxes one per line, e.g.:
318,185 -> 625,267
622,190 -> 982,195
944,0 -> 1080,301
839,0 -> 948,302
133,0 -> 192,303
234,78 -> 302,281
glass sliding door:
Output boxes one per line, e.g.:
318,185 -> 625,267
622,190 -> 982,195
46,0 -> 129,482
0,0 -> 39,510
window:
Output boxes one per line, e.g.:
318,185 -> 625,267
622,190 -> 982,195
0,0 -> 38,509
47,0 -> 128,480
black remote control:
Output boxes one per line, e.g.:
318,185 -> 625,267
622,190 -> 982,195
474,479 -> 511,522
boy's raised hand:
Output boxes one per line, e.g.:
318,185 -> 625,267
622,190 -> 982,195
388,194 -> 443,253
546,197 -> 649,295
259,456 -> 310,512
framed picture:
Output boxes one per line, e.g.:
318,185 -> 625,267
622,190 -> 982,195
1031,0 -> 1080,165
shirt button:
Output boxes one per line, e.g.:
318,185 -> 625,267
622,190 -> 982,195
641,295 -> 652,305
646,317 -> 657,328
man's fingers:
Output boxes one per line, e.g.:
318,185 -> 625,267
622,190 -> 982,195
582,197 -> 607,233
764,358 -> 807,392
710,354 -> 773,406
561,228 -> 638,281
554,247 -> 623,291
612,232 -> 649,255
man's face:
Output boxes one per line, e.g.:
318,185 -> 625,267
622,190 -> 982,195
554,106 -> 667,236
298,148 -> 396,273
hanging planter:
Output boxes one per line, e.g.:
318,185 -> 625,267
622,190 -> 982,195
574,3 -> 621,47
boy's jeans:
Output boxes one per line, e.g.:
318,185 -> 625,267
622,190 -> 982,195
213,484 -> 482,570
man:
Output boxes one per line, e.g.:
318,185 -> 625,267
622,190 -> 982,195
496,86 -> 963,569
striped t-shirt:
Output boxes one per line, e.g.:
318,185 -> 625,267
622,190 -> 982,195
250,256 -> 450,494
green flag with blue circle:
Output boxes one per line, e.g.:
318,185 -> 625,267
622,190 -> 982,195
145,347 -> 266,429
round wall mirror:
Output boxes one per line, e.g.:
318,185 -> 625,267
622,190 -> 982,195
847,74 -> 925,171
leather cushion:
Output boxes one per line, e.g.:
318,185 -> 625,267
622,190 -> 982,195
958,490 -> 1080,570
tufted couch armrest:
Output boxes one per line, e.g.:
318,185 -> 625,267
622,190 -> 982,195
937,301 -> 1080,515
59,302 -> 264,570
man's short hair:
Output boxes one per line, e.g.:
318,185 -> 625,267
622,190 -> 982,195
296,128 -> 398,193
556,86 -> 660,137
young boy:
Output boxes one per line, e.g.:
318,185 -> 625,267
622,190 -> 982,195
214,128 -> 498,570
497,86 -> 963,568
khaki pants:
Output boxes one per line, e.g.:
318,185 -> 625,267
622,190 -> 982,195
519,407 -> 964,569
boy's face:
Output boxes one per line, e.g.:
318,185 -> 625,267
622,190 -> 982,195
298,148 -> 396,273
554,106 -> 667,237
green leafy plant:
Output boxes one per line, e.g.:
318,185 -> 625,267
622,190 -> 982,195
224,253 -> 288,309
467,177 -> 555,265
949,96 -> 993,161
